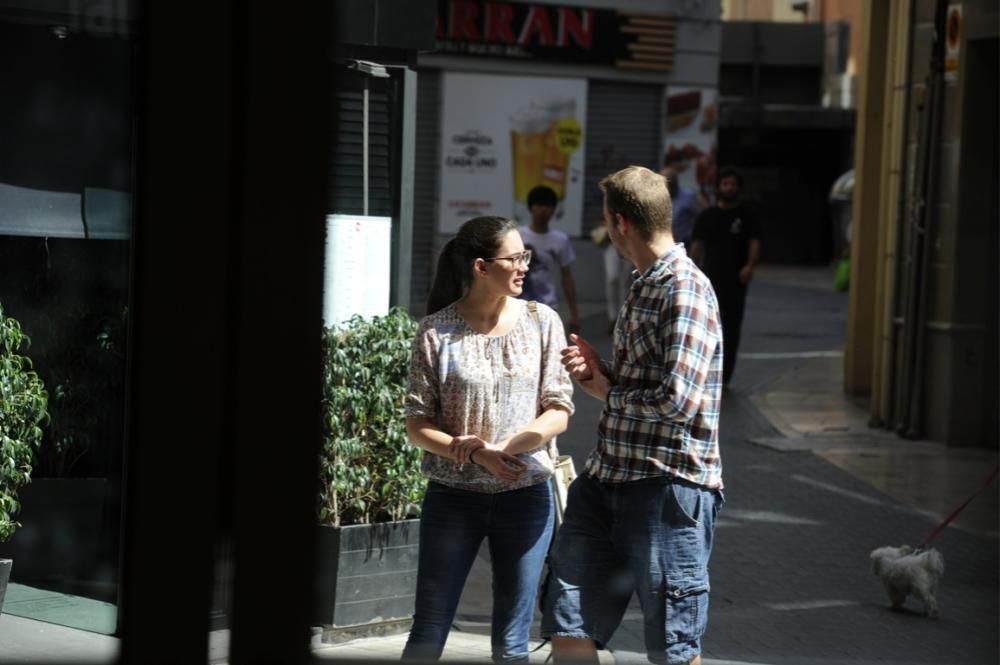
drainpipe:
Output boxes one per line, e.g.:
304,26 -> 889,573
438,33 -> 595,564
897,0 -> 949,438
880,0 -> 916,429
348,59 -> 390,215
752,22 -> 761,108
363,76 -> 369,216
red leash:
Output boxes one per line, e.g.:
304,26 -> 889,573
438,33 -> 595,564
920,463 -> 1000,547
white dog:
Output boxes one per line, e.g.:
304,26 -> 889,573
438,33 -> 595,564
869,545 -> 945,617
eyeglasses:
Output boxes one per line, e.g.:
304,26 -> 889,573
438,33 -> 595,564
483,249 -> 532,267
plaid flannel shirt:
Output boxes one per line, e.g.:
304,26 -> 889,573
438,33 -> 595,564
584,244 -> 724,488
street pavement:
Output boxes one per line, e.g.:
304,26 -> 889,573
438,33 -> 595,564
2,265 -> 997,664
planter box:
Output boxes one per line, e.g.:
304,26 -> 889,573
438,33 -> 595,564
315,519 -> 420,643
1,478 -> 117,600
0,559 -> 11,613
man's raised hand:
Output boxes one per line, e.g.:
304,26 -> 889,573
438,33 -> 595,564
560,333 -> 602,382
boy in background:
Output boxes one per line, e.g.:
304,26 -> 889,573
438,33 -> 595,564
518,185 -> 580,334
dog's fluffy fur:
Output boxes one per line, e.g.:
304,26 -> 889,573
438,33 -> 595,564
869,545 -> 945,617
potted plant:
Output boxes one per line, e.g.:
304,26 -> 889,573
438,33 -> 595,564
315,306 -> 426,642
0,303 -> 49,612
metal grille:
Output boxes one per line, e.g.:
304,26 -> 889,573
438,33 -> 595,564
582,81 -> 665,233
328,71 -> 396,217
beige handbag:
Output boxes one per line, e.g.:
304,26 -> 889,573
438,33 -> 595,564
550,453 -> 578,527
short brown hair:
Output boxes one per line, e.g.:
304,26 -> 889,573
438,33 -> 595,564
599,165 -> 672,239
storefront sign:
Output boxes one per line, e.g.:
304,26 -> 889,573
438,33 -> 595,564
439,72 -> 587,235
435,0 -> 675,71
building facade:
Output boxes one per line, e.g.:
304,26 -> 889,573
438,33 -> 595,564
847,0 -> 998,448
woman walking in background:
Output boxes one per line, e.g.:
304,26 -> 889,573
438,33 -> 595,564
401,216 -> 574,663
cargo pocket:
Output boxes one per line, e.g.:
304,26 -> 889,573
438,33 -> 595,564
664,581 -> 710,645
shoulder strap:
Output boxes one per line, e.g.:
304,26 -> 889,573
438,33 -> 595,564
527,301 -> 543,365
527,300 -> 543,345
527,301 -> 559,461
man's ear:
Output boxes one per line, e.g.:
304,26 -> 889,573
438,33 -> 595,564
614,213 -> 629,235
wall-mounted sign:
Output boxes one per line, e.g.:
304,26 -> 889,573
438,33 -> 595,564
439,72 -> 587,236
323,214 -> 392,326
944,4 -> 962,83
435,0 -> 675,72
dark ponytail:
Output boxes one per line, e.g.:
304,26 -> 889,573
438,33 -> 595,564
426,239 -> 463,315
426,216 -> 518,314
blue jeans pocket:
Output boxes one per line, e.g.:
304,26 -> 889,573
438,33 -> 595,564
664,482 -> 703,527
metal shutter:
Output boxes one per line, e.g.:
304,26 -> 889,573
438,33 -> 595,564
329,70 -> 397,217
582,82 -> 664,233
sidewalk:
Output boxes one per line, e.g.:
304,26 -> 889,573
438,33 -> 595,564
750,353 -> 998,538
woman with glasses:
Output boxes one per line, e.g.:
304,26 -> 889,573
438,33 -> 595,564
402,216 -> 574,663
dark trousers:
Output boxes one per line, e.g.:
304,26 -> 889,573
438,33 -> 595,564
714,281 -> 747,385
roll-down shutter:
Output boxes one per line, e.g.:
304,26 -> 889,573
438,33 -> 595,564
329,69 -> 397,217
582,82 -> 664,233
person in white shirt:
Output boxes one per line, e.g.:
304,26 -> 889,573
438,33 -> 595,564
592,227 -> 630,335
518,185 -> 580,334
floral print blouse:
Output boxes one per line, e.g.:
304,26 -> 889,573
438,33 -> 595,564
404,299 -> 574,493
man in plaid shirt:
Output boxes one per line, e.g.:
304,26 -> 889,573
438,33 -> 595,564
541,166 -> 724,665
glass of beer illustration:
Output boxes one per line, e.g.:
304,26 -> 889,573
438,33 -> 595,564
510,99 -> 578,222
510,107 -> 549,222
540,99 -> 576,203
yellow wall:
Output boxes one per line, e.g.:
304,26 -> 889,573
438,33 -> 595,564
819,0 -> 865,74
869,0 -> 911,423
844,1 -> 892,395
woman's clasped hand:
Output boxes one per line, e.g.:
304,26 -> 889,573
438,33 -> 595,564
449,435 -> 527,481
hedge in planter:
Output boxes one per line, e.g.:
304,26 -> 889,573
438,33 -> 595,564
0,303 -> 48,613
316,307 -> 425,639
319,306 -> 424,527
0,303 -> 48,543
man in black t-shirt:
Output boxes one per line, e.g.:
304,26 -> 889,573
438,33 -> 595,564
690,166 -> 762,385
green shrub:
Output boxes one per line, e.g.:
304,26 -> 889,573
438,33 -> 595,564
0,304 -> 49,542
319,307 -> 425,527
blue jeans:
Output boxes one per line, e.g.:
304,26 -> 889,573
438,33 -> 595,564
402,481 -> 554,663
541,474 -> 724,665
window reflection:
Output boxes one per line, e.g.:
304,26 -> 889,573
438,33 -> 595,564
0,6 -> 133,662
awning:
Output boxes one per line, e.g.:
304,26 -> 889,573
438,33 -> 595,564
0,182 -> 131,239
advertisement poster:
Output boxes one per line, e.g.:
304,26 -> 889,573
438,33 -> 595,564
662,87 -> 718,204
439,72 -> 587,236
